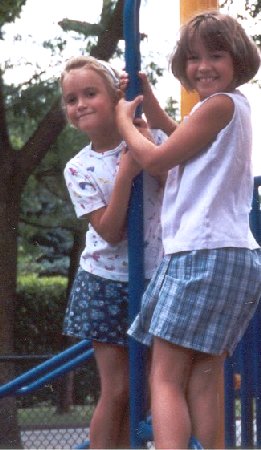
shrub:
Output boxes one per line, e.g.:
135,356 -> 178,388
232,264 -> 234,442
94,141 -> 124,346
15,274 -> 67,354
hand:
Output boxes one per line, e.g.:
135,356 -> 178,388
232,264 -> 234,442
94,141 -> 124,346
119,71 -> 152,96
119,70 -> 129,93
138,72 -> 153,95
115,96 -> 143,134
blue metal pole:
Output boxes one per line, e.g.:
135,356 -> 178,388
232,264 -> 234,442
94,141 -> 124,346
224,357 -> 236,448
251,176 -> 261,447
123,1 -> 147,448
0,340 -> 92,399
250,176 -> 261,245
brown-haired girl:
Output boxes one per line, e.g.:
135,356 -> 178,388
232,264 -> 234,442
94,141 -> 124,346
117,11 -> 261,449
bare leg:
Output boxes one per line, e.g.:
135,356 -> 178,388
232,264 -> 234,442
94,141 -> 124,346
89,341 -> 129,449
150,337 -> 194,449
187,351 -> 226,449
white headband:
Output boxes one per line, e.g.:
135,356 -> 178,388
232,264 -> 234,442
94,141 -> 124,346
98,59 -> 120,87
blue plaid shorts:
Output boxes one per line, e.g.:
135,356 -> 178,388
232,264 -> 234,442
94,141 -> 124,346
63,269 -> 129,346
128,248 -> 261,355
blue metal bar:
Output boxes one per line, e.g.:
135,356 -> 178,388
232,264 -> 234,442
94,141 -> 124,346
252,300 -> 261,447
250,176 -> 261,245
123,1 -> 147,448
16,349 -> 94,396
252,176 -> 261,447
0,339 -> 92,398
239,330 -> 254,448
224,176 -> 261,448
224,357 -> 236,448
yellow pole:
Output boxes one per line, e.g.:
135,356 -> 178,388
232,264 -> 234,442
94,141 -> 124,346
180,0 -> 219,118
179,1 -> 225,449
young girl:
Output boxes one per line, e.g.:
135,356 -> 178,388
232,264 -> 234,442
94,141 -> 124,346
116,11 -> 261,449
60,56 -> 166,448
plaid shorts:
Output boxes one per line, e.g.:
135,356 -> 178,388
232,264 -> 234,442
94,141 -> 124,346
63,269 -> 129,346
128,248 -> 261,355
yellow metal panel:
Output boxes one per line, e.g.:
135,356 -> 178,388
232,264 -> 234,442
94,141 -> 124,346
180,0 -> 218,118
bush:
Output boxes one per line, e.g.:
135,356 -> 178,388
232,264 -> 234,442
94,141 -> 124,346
14,274 -> 100,408
15,274 -> 67,354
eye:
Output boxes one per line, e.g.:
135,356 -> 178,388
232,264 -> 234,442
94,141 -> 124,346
210,51 -> 225,59
65,95 -> 77,105
84,88 -> 97,98
187,54 -> 198,61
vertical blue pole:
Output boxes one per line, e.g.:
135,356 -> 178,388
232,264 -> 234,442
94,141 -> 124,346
123,1 -> 147,448
250,176 -> 261,246
250,176 -> 261,447
224,357 -> 236,448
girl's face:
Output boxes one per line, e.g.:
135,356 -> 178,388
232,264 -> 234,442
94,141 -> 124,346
62,67 -> 117,136
186,38 -> 235,100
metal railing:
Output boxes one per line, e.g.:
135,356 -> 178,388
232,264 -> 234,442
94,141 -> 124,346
224,175 -> 261,449
0,173 -> 260,450
0,340 -> 93,398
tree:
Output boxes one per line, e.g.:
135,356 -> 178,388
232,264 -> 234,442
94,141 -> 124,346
0,0 -> 123,447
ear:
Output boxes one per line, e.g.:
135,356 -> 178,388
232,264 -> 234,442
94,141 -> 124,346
114,88 -> 123,104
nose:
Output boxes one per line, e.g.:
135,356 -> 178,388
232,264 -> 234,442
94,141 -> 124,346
198,57 -> 210,71
77,96 -> 87,110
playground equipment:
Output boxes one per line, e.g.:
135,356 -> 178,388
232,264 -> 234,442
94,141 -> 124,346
0,340 -> 93,398
0,1 -> 260,448
225,176 -> 261,449
0,176 -> 260,449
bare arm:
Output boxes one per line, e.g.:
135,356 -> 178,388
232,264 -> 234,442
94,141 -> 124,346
87,150 -> 141,245
139,72 -> 177,135
116,93 -> 234,175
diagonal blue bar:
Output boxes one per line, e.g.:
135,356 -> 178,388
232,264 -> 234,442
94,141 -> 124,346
0,340 -> 92,399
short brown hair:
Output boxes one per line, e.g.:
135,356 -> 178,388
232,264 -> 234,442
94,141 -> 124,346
171,11 -> 260,91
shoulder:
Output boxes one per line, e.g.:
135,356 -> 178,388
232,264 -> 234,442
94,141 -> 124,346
190,93 -> 234,132
64,145 -> 91,169
64,145 -> 93,179
202,93 -> 234,116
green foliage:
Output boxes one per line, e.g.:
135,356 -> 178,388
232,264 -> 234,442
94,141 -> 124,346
0,0 -> 26,29
15,274 -> 100,409
165,97 -> 180,122
5,79 -> 60,149
18,404 -> 94,427
15,274 -> 67,354
18,124 -> 88,277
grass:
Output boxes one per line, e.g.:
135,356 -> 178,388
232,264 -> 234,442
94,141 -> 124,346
18,404 -> 94,428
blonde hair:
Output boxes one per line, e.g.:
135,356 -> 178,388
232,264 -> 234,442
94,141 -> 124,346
171,11 -> 260,91
60,55 -> 120,101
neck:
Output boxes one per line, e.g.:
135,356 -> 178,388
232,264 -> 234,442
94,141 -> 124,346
90,130 -> 122,153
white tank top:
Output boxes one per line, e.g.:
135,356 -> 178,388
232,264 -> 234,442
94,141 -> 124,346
162,90 -> 259,255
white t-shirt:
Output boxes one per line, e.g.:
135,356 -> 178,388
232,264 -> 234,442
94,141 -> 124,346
162,90 -> 259,255
64,130 -> 166,281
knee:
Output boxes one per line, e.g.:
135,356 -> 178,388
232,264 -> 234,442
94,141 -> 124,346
102,378 -> 129,406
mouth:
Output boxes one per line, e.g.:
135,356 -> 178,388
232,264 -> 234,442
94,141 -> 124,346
196,76 -> 217,83
77,111 -> 94,120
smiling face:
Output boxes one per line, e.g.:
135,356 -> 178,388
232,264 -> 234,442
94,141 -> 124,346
186,38 -> 235,100
62,67 -> 117,139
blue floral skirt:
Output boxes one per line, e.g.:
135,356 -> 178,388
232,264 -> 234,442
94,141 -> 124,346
63,268 -> 129,346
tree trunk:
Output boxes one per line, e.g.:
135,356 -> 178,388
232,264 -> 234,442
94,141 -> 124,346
0,179 -> 22,448
0,0 -> 124,442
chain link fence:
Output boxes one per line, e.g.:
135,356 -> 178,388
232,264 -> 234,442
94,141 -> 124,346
1,354 -> 98,449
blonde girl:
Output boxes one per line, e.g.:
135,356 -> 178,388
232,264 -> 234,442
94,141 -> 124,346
61,56 -> 166,448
